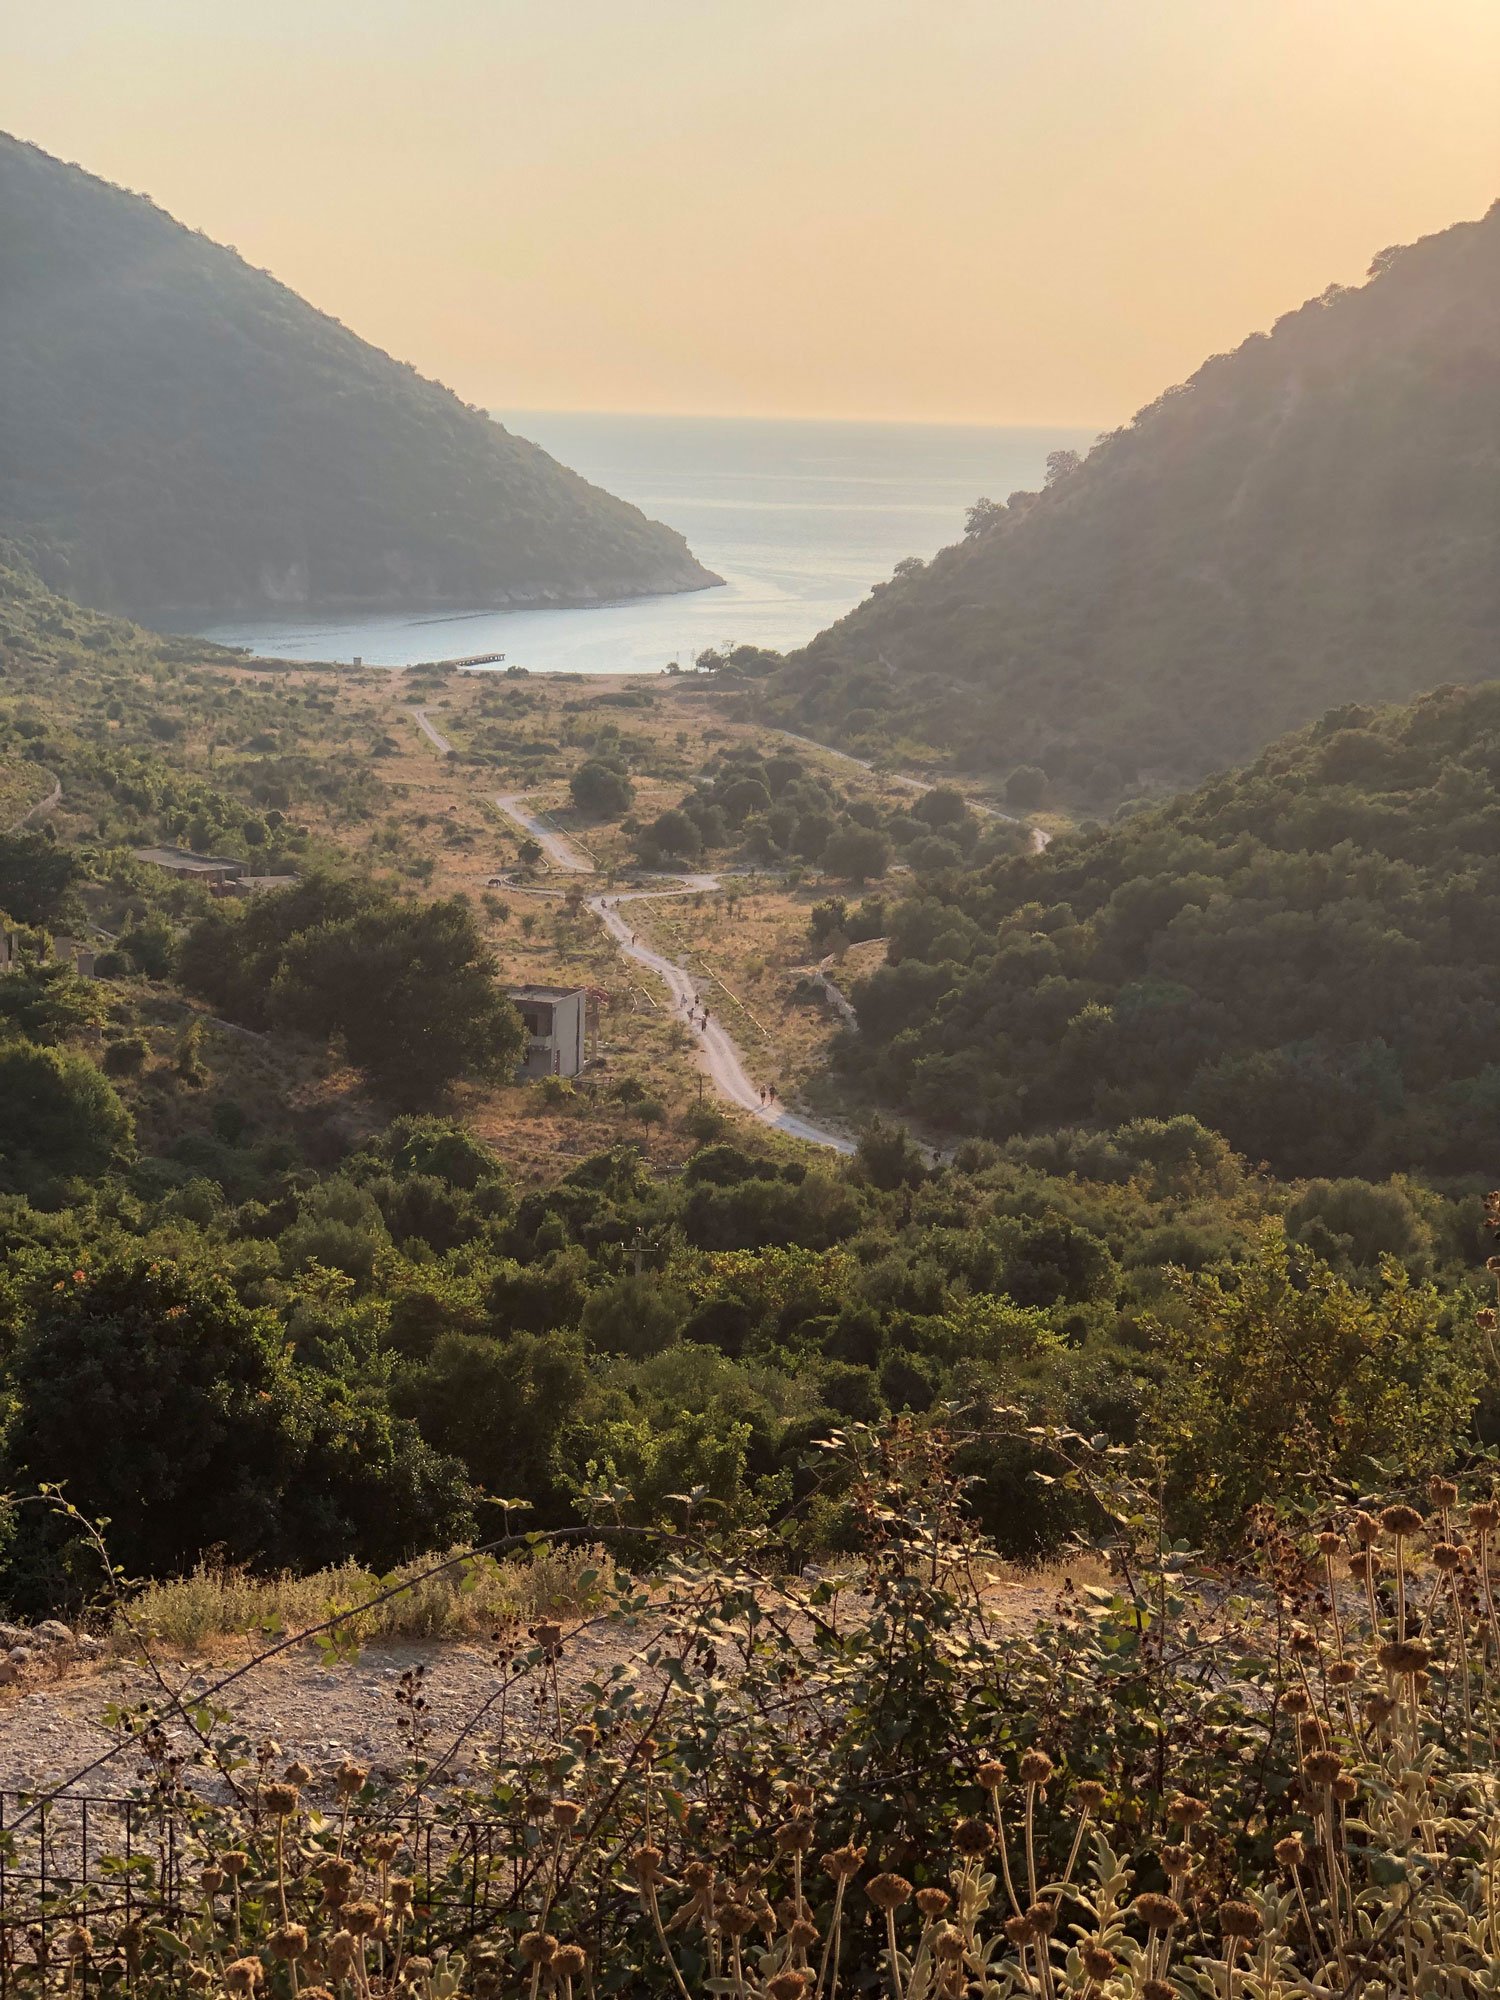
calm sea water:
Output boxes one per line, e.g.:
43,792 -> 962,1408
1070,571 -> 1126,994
191,412 -> 1097,672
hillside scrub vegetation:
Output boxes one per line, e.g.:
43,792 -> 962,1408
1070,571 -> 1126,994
15,1420 -> 1500,2000
841,681 -> 1500,1179
0,134 -> 716,616
764,199 -> 1500,807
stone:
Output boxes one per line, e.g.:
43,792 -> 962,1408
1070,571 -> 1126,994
35,1620 -> 74,1646
0,1622 -> 29,1646
8,1646 -> 35,1663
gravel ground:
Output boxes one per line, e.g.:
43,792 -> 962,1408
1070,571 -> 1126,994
0,1578 -> 1061,1805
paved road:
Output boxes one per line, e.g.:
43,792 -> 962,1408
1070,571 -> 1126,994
494,794 -> 594,874
590,890 -> 855,1153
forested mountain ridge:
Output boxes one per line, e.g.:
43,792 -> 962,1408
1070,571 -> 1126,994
842,678 -> 1500,1180
0,135 -> 717,617
771,200 -> 1500,804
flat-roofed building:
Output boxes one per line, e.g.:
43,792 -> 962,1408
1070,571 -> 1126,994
133,845 -> 245,885
508,984 -> 587,1079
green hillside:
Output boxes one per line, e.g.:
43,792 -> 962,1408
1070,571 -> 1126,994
842,679 -> 1500,1179
769,201 -> 1500,806
0,134 -> 717,617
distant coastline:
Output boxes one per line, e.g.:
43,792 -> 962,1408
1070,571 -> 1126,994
188,410 -> 1095,669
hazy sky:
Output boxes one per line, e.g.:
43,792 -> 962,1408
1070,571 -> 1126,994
4,2 -> 1498,425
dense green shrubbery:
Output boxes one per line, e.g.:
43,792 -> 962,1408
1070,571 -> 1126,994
765,200 -> 1500,803
842,683 -> 1500,1178
178,875 -> 525,1105
0,134 -> 710,614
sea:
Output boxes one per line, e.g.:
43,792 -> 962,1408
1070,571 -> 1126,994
189,412 -> 1098,672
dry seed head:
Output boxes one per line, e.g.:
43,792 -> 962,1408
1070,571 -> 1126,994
1160,1845 -> 1193,1876
1081,1945 -> 1117,1982
788,1918 -> 821,1949
820,1845 -> 865,1882
1470,1501 -> 1500,1533
225,1961 -> 262,1995
551,1799 -> 582,1832
336,1760 -> 368,1796
775,1820 -> 815,1854
1018,1750 -> 1054,1786
632,1847 -> 665,1888
1003,1916 -> 1037,1947
1288,1629 -> 1319,1657
976,1760 -> 1006,1791
1165,1794 -> 1207,1827
283,1761 -> 313,1789
1026,1902 -> 1058,1937
317,1859 -> 356,1892
1376,1639 -> 1430,1676
1302,1750 -> 1343,1787
1414,1669 -> 1432,1696
369,1834 -> 403,1865
787,1782 -> 815,1810
269,1926 -> 308,1963
325,1935 -> 358,1978
1220,1903 -> 1261,1942
201,1868 -> 224,1895
64,1929 -> 91,1961
518,1933 -> 558,1967
1332,1776 -> 1360,1806
953,1816 -> 993,1856
916,1889 -> 951,1919
719,1904 -> 756,1938
1353,1512 -> 1381,1547
683,1862 -> 713,1890
1141,1983 -> 1175,2000
1280,1688 -> 1311,1716
1133,1895 -> 1185,1931
262,1783 -> 299,1818
934,1926 -> 966,1963
1429,1477 -> 1459,1510
1364,1693 -> 1398,1726
766,1976 -> 808,2000
1380,1505 -> 1423,1537
553,1947 -> 587,1979
1273,1834 -> 1305,1869
1075,1780 -> 1108,1811
572,1724 -> 598,1751
1432,1542 -> 1462,1572
221,1851 -> 249,1876
1316,1532 -> 1343,1556
1327,1660 -> 1359,1686
343,1902 -> 382,1938
1347,1551 -> 1375,1580
389,1879 -> 414,1914
866,1873 -> 913,1912
534,1621 -> 564,1652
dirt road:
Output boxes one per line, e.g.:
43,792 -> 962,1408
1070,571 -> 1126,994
590,891 -> 856,1153
407,707 -> 455,754
494,794 -> 594,873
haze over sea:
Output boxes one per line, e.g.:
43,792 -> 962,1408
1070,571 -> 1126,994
192,413 -> 1097,672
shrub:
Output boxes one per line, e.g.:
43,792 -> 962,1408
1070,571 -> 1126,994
0,1042 -> 133,1183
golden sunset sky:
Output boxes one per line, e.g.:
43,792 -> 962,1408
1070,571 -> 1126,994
4,1 -> 1498,425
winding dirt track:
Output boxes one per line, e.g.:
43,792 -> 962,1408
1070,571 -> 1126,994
411,705 -> 1048,1149
589,889 -> 855,1153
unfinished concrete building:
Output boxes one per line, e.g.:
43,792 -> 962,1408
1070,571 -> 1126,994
508,984 -> 587,1079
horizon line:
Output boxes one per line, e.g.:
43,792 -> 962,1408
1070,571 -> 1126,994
488,405 -> 1111,433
